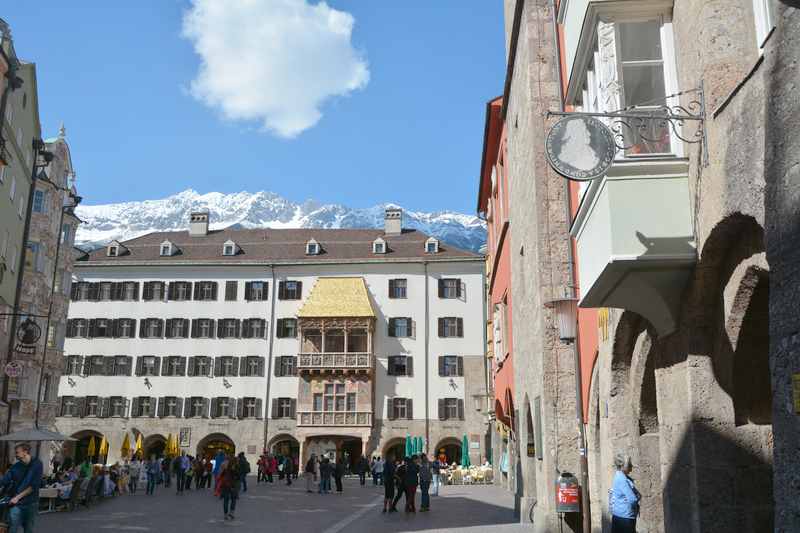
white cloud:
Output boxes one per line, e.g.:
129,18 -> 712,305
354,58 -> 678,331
182,0 -> 370,138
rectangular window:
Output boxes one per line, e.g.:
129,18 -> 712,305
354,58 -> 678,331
47,325 -> 56,348
165,397 -> 179,417
278,280 -> 302,300
40,375 -> 51,404
138,397 -> 153,417
195,281 -> 217,301
322,383 -> 347,412
278,398 -> 293,418
111,396 -> 125,417
389,279 -> 407,299
73,319 -> 87,338
277,318 -> 297,338
85,396 -> 100,417
221,319 -> 238,338
244,319 -> 265,338
346,393 -> 356,412
60,396 -> 76,417
220,357 -> 237,377
443,355 -> 460,377
114,356 -> 131,376
66,355 -> 82,375
117,319 -> 135,338
123,282 -> 137,301
244,398 -> 258,418
244,356 -> 261,377
394,398 -> 407,419
194,357 -> 210,377
189,397 -> 204,417
445,398 -> 459,419
142,356 -> 157,376
439,278 -> 462,299
225,281 -> 238,301
245,281 -> 268,301
279,356 -> 296,377
217,397 -> 231,418
313,393 -> 323,411
387,355 -> 409,376
389,317 -> 412,338
439,317 -> 464,338
171,281 -> 191,301
99,282 -> 113,301
32,190 -> 46,213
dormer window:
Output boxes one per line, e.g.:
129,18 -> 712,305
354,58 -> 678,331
106,240 -> 126,257
425,238 -> 439,254
223,240 -> 237,256
160,241 -> 174,257
306,239 -> 320,256
373,238 -> 386,254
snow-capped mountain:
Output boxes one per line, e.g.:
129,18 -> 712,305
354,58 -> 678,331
75,189 -> 487,253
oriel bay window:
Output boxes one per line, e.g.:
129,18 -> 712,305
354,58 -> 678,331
191,318 -> 215,339
347,329 -> 368,352
438,397 -> 465,420
324,329 -> 345,352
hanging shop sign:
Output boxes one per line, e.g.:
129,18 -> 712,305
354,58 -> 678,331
545,115 -> 615,182
4,361 -> 22,378
14,317 -> 41,355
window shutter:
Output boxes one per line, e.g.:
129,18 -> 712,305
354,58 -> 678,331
388,279 -> 395,297
157,397 -> 166,417
438,318 -> 445,337
238,357 -> 246,376
143,282 -> 152,301
438,399 -> 446,420
210,398 -> 219,419
110,319 -> 118,338
147,397 -> 155,417
89,283 -> 100,301
76,397 -> 86,418
244,282 -> 252,301
214,357 -> 222,377
457,318 -> 464,337
132,282 -> 140,300
70,283 -> 80,301
100,397 -> 111,418
167,282 -> 175,300
258,357 -> 265,377
217,320 -> 224,338
87,319 -> 96,339
111,282 -> 122,301
234,319 -> 241,338
138,320 -> 146,338
179,356 -> 187,376
104,357 -> 115,376
458,399 -> 465,420
406,398 -> 413,420
438,279 -> 444,298
135,357 -> 144,376
157,319 -> 164,337
276,319 -> 284,338
192,282 -> 201,300
125,356 -> 133,376
240,319 -> 250,339
256,398 -> 263,419
211,282 -> 218,300
153,357 -> 161,376
271,398 -> 279,419
438,356 -> 445,377
208,319 -> 215,338
406,356 -> 413,376
455,280 -> 462,298
296,281 -> 303,298
191,319 -> 198,338
66,320 -> 75,338
181,319 -> 189,338
164,319 -> 173,339
131,397 -> 140,418
187,357 -> 196,377
388,318 -> 396,337
457,356 -> 464,376
387,397 -> 394,420
274,357 -> 282,377
278,282 -> 285,300
290,399 -> 296,418
231,357 -> 239,377
202,397 -> 210,418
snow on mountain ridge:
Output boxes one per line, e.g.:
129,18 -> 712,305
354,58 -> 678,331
75,189 -> 487,253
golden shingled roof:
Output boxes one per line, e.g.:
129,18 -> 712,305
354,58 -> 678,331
297,277 -> 376,318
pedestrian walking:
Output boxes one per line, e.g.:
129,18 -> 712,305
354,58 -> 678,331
403,455 -> 420,512
334,457 -> 345,493
183,456 -> 194,491
219,456 -> 241,521
430,455 -> 443,496
161,457 -> 171,488
284,456 -> 294,486
318,457 -> 333,494
238,452 -> 250,492
128,458 -> 141,494
373,456 -> 384,486
193,458 -> 204,489
382,454 -> 396,513
173,452 -> 187,494
390,457 -> 407,512
0,442 -> 43,533
356,455 -> 369,486
609,454 -> 641,533
419,453 -> 432,511
257,453 -> 266,484
304,454 -> 318,493
146,457 -> 159,495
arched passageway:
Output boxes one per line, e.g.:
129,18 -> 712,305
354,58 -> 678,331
196,433 -> 235,459
435,437 -> 463,466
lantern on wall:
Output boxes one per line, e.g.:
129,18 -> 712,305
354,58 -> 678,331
546,295 -> 578,344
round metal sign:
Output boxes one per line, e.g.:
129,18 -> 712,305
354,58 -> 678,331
4,361 -> 22,378
545,115 -> 616,181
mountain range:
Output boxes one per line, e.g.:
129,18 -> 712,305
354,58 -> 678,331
74,189 -> 487,253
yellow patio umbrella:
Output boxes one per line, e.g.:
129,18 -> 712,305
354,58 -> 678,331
134,433 -> 143,458
120,433 -> 131,459
166,433 -> 174,456
99,435 -> 108,459
87,436 -> 97,459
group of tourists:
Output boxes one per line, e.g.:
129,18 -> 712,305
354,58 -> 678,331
255,452 -> 296,485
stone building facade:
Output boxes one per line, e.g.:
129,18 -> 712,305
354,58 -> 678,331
485,0 -> 800,531
56,210 -> 488,469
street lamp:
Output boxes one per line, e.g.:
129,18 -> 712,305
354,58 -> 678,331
545,295 -> 579,343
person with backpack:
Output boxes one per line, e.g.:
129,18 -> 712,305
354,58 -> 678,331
237,452 -> 251,492
382,454 -> 396,513
219,455 -> 241,521
418,453 -> 432,512
0,442 -> 43,533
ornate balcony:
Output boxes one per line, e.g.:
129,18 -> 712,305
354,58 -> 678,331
571,160 -> 697,336
297,410 -> 372,427
297,352 -> 372,374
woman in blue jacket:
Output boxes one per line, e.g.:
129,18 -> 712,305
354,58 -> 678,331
609,454 -> 641,533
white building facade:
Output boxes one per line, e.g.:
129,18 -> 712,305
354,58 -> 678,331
56,210 -> 488,468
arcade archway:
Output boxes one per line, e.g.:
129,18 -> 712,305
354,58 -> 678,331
143,434 -> 167,460
65,430 -> 104,465
196,433 -> 235,459
435,437 -> 463,466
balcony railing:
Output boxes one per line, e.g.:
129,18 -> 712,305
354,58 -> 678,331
297,411 -> 372,427
297,352 -> 372,371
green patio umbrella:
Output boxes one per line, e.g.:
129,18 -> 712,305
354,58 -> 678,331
417,437 -> 424,455
461,435 -> 471,467
405,435 -> 413,457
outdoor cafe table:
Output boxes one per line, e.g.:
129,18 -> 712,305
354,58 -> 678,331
38,487 -> 59,514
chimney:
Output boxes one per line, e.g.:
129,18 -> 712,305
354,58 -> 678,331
384,207 -> 402,235
189,211 -> 209,237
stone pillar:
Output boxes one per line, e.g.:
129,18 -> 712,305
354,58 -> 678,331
765,5 -> 800,531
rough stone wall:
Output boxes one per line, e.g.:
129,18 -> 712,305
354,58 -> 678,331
505,0 -> 581,530
764,5 -> 800,531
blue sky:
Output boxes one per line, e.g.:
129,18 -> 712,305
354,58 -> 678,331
4,1 -> 505,214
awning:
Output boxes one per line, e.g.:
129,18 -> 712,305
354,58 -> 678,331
0,428 -> 75,442
297,277 -> 376,318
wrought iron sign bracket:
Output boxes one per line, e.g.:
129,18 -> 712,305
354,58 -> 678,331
546,84 -> 709,169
